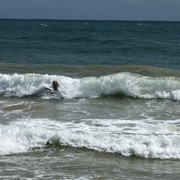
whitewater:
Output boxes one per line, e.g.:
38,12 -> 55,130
0,71 -> 180,160
1,117 -> 180,159
0,72 -> 180,101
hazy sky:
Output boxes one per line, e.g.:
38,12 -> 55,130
0,0 -> 180,21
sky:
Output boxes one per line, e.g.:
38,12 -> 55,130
0,0 -> 180,21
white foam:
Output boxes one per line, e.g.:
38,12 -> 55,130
0,72 -> 180,100
0,118 -> 180,159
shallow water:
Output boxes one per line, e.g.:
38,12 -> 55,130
0,66 -> 180,179
0,94 -> 180,179
1,147 -> 180,179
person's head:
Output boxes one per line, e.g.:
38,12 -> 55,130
52,80 -> 59,91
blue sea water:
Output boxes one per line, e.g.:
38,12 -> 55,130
0,19 -> 180,69
0,19 -> 180,179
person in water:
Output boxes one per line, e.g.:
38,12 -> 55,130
36,80 -> 59,96
52,80 -> 59,91
45,80 -> 59,92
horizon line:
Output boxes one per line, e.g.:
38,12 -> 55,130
0,18 -> 179,22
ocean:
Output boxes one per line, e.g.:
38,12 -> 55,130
0,19 -> 180,179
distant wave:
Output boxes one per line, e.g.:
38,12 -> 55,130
0,72 -> 180,101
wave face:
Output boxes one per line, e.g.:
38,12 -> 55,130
1,118 -> 180,159
0,72 -> 180,100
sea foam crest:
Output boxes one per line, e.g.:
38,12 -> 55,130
0,72 -> 180,100
0,118 -> 180,159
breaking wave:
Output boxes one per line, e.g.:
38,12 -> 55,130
0,72 -> 180,101
1,118 -> 180,159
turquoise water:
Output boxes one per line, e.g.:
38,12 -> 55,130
0,19 -> 180,179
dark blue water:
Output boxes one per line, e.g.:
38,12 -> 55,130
0,19 -> 180,69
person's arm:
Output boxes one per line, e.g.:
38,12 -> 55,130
45,87 -> 52,91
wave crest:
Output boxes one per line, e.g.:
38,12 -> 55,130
1,118 -> 180,159
0,72 -> 180,100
